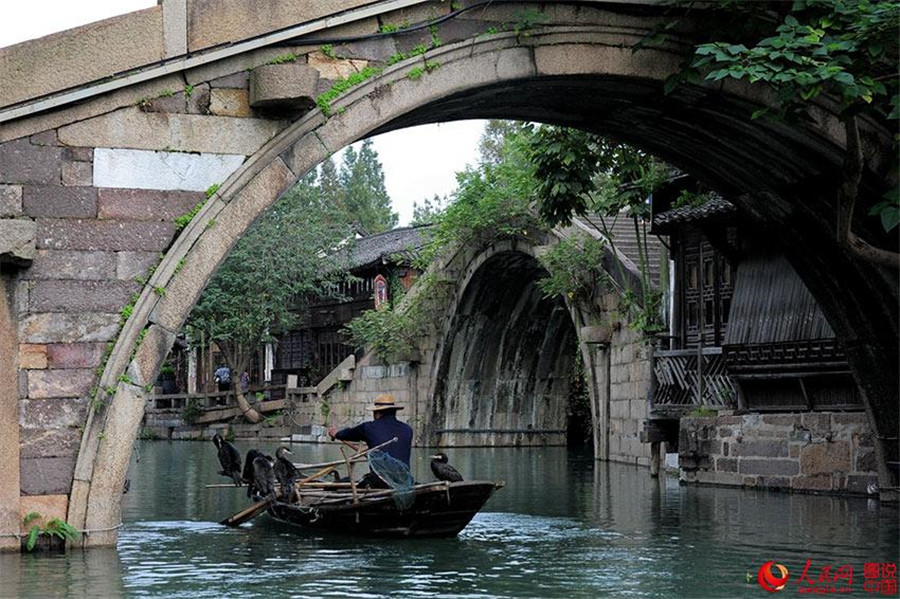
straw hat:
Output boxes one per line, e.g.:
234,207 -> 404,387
370,394 -> 404,412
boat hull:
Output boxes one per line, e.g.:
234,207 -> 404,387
266,481 -> 500,538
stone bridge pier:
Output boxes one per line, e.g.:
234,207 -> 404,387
0,0 -> 895,548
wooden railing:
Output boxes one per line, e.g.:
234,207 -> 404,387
146,384 -> 287,424
651,347 -> 737,408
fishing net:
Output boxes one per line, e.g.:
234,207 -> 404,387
368,450 -> 416,510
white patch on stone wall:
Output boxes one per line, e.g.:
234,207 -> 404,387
93,148 -> 245,191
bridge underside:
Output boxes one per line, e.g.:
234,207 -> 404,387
431,251 -> 577,447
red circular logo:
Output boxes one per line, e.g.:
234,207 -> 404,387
758,561 -> 790,593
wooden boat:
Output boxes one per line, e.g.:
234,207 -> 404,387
265,480 -> 503,538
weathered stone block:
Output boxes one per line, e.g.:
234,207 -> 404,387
0,218 -> 37,264
47,343 -> 106,369
307,53 -> 368,81
184,82 -> 210,115
831,412 -> 866,426
210,88 -> 254,117
800,442 -> 851,475
738,459 -> 799,476
717,457 -> 737,472
23,249 -> 116,280
20,456 -> 76,495
23,186 -> 97,218
29,131 -> 58,146
61,161 -> 93,187
36,219 -> 176,251
140,91 -> 187,114
93,147 -> 247,192
20,398 -> 88,431
791,474 -> 832,491
0,185 -> 22,216
210,72 -> 249,89
758,476 -> 790,490
26,368 -> 94,399
19,312 -> 119,344
98,188 -> 204,221
761,414 -> 798,427
62,147 -> 93,162
30,280 -> 140,312
801,412 -> 830,432
249,62 -> 319,110
18,495 -> 68,529
19,344 -> 48,369
61,110 -> 284,157
117,251 -> 160,281
732,439 -> 788,458
0,139 -> 61,185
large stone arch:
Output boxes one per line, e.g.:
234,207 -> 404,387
0,10 -> 888,546
424,239 -> 584,448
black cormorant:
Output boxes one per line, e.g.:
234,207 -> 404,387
430,452 -> 463,482
212,433 -> 242,486
251,454 -> 277,500
242,448 -> 264,486
273,446 -> 299,501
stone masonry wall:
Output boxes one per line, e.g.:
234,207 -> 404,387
679,412 -> 878,495
607,324 -> 652,466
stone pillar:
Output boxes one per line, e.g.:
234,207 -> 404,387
187,347 -> 197,394
0,273 -> 20,551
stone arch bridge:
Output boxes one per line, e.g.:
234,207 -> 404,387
0,0 -> 895,548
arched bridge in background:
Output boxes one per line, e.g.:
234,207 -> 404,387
0,0 -> 895,548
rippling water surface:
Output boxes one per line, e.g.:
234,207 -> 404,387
1,441 -> 897,598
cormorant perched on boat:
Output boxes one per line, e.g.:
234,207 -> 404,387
242,448 -> 264,486
430,452 -> 463,483
250,454 -> 277,500
212,433 -> 242,486
273,446 -> 299,501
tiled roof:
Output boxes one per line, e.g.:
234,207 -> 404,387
652,196 -> 736,232
345,224 -> 431,270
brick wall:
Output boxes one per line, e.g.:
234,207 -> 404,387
679,412 -> 878,495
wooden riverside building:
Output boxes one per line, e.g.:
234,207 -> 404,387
271,225 -> 428,389
644,177 -> 862,458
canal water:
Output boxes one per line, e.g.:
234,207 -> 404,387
1,441 -> 897,598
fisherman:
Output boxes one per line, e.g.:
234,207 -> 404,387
328,394 -> 413,485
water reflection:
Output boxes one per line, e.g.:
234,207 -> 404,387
2,442 -> 897,598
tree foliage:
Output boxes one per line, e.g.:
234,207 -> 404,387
681,0 -> 899,257
411,194 -> 447,226
340,139 -> 398,233
186,172 -> 354,419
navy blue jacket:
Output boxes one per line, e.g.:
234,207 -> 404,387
335,413 -> 413,466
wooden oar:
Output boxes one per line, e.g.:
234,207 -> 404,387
219,497 -> 274,527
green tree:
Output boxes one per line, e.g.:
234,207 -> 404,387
411,194 -> 446,226
186,174 -> 353,421
680,0 -> 899,266
318,156 -> 345,214
340,139 -> 398,233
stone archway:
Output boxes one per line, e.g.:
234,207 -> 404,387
16,22 -> 886,544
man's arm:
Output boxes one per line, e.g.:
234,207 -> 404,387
328,422 -> 368,443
